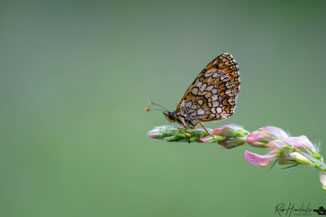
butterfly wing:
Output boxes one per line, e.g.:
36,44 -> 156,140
175,53 -> 240,122
205,53 -> 240,94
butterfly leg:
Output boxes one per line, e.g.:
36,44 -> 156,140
199,122 -> 214,138
177,127 -> 190,143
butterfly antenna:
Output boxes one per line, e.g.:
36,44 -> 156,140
144,108 -> 166,112
148,100 -> 170,112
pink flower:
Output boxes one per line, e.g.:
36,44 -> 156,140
244,150 -> 277,167
284,136 -> 317,153
211,124 -> 243,135
199,135 -> 223,143
246,126 -> 288,148
218,137 -> 244,149
202,124 -> 248,149
267,139 -> 287,153
147,131 -> 155,137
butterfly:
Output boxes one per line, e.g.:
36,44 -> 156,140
146,53 -> 240,139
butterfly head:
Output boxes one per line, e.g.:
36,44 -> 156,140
164,111 -> 196,128
163,111 -> 177,123
145,101 -> 196,127
146,101 -> 176,122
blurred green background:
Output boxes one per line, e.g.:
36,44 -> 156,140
1,0 -> 326,216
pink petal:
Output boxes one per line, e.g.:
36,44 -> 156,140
244,150 -> 276,167
285,136 -> 316,153
268,139 -> 287,153
200,137 -> 209,142
261,126 -> 288,139
246,130 -> 268,147
246,126 -> 288,147
147,131 -> 154,137
211,124 -> 241,135
211,126 -> 228,135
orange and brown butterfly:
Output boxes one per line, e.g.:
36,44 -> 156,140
146,53 -> 240,137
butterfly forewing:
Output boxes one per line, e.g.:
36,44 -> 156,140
175,53 -> 240,124
205,53 -> 240,94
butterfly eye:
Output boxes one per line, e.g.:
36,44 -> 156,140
163,111 -> 175,122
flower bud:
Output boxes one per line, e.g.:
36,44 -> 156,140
199,135 -> 223,143
278,154 -> 295,165
218,137 -> 246,149
211,124 -> 244,136
289,152 -> 314,166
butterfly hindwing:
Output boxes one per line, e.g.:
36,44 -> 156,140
177,69 -> 237,122
175,53 -> 240,124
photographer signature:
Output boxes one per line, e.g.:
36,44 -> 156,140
275,203 -> 326,216
274,203 -> 311,216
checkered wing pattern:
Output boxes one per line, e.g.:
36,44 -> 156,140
175,53 -> 240,123
206,53 -> 240,94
